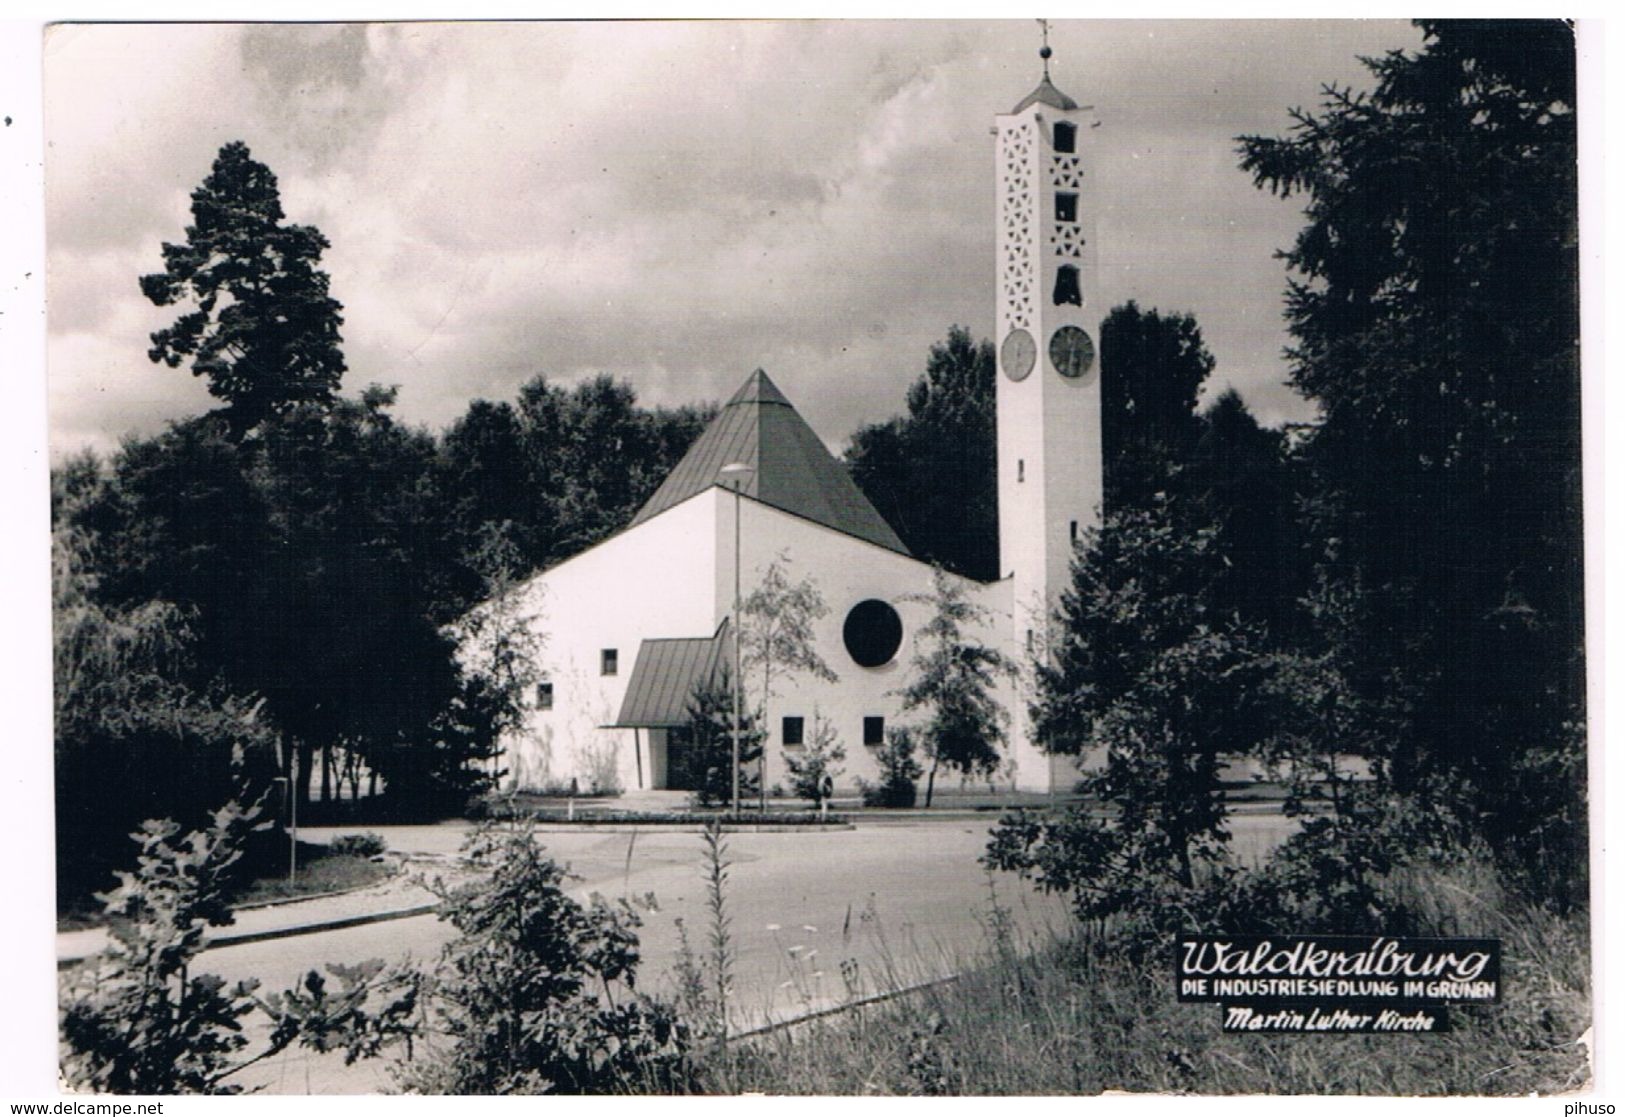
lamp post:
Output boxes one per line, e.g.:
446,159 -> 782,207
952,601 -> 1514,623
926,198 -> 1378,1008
719,461 -> 753,815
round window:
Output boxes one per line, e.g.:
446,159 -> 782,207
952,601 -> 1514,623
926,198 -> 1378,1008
843,599 -> 903,668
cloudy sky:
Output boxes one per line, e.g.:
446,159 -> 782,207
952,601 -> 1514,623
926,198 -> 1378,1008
43,19 -> 1425,460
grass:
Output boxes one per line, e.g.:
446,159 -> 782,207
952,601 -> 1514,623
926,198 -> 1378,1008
57,837 -> 396,930
479,801 -> 852,826
688,858 -> 1590,1096
230,841 -> 395,906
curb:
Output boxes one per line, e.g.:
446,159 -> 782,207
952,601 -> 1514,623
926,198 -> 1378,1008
202,902 -> 442,950
230,857 -> 405,913
732,973 -> 962,1039
57,902 -> 441,971
526,822 -> 857,834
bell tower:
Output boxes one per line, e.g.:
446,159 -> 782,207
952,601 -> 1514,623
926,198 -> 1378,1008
995,30 -> 1103,627
995,29 -> 1103,788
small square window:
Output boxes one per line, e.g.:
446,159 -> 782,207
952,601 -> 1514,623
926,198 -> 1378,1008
601,648 -> 618,676
1055,192 -> 1078,223
863,716 -> 885,746
1053,121 -> 1077,154
782,716 -> 805,747
536,681 -> 554,710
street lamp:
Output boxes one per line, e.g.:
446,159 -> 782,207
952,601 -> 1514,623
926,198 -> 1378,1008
719,461 -> 753,816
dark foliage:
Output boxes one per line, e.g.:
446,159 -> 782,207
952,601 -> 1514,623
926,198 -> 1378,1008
989,501 -> 1262,948
675,668 -> 763,809
858,726 -> 924,809
1099,301 -> 1215,514
140,142 -> 345,438
52,486 -> 278,904
1184,389 -> 1309,637
846,326 -> 999,581
1239,19 -> 1584,904
64,399 -> 464,817
429,375 -> 714,618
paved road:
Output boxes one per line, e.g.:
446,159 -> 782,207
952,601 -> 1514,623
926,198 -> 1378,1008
190,812 -> 1294,1093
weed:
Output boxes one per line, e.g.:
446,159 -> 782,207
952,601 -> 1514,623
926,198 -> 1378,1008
690,856 -> 1588,1096
702,818 -> 734,1046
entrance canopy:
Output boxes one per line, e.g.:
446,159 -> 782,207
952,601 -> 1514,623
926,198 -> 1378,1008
609,618 -> 730,728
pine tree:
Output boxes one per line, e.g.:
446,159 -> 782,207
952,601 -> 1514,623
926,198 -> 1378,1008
141,141 -> 345,437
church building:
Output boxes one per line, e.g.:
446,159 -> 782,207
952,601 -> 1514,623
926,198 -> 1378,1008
481,53 -> 1104,797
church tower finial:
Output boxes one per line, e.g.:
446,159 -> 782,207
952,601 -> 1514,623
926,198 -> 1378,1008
1038,18 -> 1052,79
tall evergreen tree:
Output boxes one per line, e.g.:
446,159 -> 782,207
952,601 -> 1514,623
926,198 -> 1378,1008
140,142 -> 345,438
1239,20 -> 1583,900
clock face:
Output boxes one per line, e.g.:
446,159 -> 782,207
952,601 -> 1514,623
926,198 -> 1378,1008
1000,328 -> 1036,382
1049,325 -> 1096,381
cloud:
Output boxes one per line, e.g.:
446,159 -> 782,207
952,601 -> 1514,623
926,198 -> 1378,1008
44,19 -> 1424,460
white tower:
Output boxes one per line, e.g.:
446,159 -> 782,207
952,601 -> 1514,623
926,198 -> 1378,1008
995,35 -> 1103,789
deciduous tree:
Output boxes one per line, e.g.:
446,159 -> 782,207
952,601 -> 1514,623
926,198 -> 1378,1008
897,567 -> 1012,808
740,552 -> 838,802
782,711 -> 846,809
988,502 -> 1260,929
1099,301 -> 1215,513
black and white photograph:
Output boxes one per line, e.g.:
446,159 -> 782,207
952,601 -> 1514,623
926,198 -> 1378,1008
3,13 -> 1601,1102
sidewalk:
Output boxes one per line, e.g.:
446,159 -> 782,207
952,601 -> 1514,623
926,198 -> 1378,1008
57,865 -> 443,968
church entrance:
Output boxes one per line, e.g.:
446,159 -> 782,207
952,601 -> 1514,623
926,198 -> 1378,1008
662,726 -> 705,792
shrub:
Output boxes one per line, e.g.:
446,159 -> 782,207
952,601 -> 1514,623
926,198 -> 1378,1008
58,797 -> 418,1094
328,831 -> 388,859
858,727 -> 922,808
783,711 -> 846,808
397,819 -> 689,1094
678,669 -> 762,809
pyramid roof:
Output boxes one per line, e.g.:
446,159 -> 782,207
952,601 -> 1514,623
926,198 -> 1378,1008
627,369 -> 910,556
1012,75 -> 1079,114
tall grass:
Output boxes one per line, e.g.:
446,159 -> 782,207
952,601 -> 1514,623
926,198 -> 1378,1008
690,857 -> 1589,1096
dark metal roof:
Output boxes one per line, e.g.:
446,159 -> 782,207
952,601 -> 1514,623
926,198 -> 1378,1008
626,369 -> 910,556
1012,76 -> 1079,113
611,619 -> 730,728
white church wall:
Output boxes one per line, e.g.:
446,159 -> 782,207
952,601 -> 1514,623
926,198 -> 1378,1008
502,490 -> 721,794
489,478 -> 1061,799
724,496 -> 1042,796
